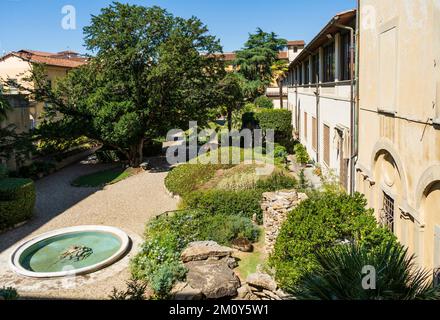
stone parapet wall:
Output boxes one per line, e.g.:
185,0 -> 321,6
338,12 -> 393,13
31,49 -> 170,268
261,189 -> 308,254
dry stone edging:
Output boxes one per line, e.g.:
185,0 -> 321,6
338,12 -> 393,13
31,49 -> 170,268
235,273 -> 292,301
261,189 -> 308,254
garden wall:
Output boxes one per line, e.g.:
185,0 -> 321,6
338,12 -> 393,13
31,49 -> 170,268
261,189 -> 307,254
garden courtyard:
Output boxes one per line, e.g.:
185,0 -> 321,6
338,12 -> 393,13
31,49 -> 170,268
0,157 -> 179,299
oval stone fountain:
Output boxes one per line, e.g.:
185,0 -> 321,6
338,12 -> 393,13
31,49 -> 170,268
9,226 -> 130,278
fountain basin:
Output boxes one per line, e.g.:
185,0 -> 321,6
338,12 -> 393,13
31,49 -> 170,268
9,226 -> 130,278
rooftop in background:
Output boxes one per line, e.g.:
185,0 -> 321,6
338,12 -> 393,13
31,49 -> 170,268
288,9 -> 356,68
214,39 -> 305,62
0,49 -> 88,68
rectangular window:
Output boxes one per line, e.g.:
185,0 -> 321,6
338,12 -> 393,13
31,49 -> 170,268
298,66 -> 303,85
311,54 -> 319,84
340,33 -> 351,81
323,43 -> 335,83
304,112 -> 308,141
381,192 -> 395,232
379,27 -> 398,112
312,116 -> 317,151
304,60 -> 310,84
323,124 -> 330,165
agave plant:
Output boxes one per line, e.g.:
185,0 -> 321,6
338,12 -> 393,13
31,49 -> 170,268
294,242 -> 440,300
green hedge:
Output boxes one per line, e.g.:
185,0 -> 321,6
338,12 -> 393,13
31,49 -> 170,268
255,109 -> 293,133
254,96 -> 274,109
0,178 -> 36,230
183,189 -> 264,223
270,191 -> 396,292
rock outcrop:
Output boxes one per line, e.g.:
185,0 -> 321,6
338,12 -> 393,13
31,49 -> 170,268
235,273 -> 292,301
173,241 -> 240,300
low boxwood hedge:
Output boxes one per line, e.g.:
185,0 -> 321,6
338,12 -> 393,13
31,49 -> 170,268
0,178 -> 36,230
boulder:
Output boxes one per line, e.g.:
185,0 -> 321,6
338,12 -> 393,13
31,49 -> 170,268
171,282 -> 204,300
181,241 -> 233,263
185,259 -> 241,299
246,273 -> 277,292
231,238 -> 253,252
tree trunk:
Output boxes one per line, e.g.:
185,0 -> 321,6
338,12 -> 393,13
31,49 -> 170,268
278,80 -> 284,109
227,107 -> 233,132
128,139 -> 144,168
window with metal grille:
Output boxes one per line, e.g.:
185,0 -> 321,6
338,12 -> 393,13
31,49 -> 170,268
312,117 -> 317,151
323,124 -> 330,165
323,43 -> 335,83
381,192 -> 395,232
304,112 -> 308,141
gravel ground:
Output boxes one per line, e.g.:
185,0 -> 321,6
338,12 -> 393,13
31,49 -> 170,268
0,157 -> 178,299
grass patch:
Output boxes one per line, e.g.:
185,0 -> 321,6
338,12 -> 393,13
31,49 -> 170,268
71,167 -> 137,187
235,229 -> 266,280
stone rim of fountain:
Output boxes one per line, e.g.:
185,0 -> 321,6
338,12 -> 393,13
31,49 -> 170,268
9,225 -> 130,279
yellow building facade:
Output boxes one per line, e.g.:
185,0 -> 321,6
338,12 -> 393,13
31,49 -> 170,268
356,0 -> 440,275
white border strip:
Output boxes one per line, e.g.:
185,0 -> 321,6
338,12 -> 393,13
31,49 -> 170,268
9,225 -> 130,279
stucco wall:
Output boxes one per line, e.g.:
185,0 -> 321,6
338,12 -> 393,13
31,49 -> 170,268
357,0 -> 440,271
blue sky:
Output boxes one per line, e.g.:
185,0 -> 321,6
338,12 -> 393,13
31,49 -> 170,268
0,0 -> 356,55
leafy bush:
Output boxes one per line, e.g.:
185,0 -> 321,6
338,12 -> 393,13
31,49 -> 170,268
110,279 -> 148,300
270,191 -> 396,292
294,242 -> 440,300
131,209 -> 260,298
255,109 -> 292,134
9,161 -> 56,179
184,189 -> 263,223
36,136 -> 89,156
254,96 -> 274,109
256,171 -> 297,191
0,178 -> 36,230
294,143 -> 310,165
0,286 -> 19,300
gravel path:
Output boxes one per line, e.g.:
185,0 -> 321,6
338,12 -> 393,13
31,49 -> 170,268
0,157 -> 178,299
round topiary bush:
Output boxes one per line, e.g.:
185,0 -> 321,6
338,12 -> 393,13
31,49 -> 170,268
254,95 -> 274,109
0,178 -> 36,231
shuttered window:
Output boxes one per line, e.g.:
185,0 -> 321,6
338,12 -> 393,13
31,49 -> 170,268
304,112 -> 308,141
323,124 -> 330,165
312,116 -> 317,151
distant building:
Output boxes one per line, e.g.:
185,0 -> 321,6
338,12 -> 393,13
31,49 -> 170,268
282,10 -> 356,190
0,49 -> 87,170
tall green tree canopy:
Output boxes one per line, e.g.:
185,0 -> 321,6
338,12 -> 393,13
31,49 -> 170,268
234,28 -> 287,100
33,2 -> 225,167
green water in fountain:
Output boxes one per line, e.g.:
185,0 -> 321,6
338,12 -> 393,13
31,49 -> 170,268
19,232 -> 122,273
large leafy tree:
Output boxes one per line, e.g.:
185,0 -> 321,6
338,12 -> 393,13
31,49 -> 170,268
294,242 -> 440,300
32,2 -> 225,167
271,59 -> 289,108
234,28 -> 287,101
0,90 -> 11,122
217,73 -> 244,131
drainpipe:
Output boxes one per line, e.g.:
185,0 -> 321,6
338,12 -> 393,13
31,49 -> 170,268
334,17 -> 358,195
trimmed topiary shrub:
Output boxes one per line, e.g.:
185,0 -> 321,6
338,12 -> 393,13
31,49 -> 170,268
0,178 -> 36,230
183,189 -> 264,223
255,109 -> 292,133
254,95 -> 274,109
270,191 -> 396,292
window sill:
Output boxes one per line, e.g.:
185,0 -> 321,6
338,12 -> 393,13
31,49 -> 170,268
377,108 -> 397,116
